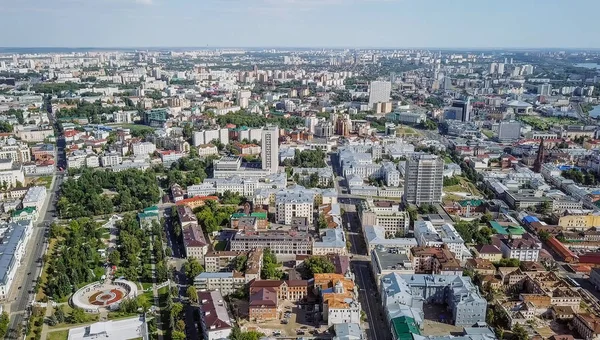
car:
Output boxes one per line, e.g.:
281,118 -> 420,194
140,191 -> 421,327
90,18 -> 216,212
300,326 -> 308,329
280,320 -> 288,324
18,286 -> 21,290
27,272 -> 31,275
296,331 -> 305,335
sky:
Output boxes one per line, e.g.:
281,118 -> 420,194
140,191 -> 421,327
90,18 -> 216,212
0,0 -> 599,48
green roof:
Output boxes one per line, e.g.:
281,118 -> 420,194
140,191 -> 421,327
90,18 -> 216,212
231,212 -> 267,220
458,199 -> 484,207
490,221 -> 526,235
12,207 -> 36,216
391,316 -> 420,339
250,212 -> 267,219
143,206 -> 159,213
138,212 -> 158,220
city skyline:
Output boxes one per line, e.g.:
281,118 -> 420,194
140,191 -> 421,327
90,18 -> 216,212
1,0 -> 599,48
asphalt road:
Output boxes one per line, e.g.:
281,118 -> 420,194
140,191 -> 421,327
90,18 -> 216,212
7,174 -> 62,338
352,261 -> 389,340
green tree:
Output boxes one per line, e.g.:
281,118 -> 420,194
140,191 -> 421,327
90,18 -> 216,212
108,250 -> 121,266
303,256 -> 336,278
538,230 -> 550,241
183,258 -> 205,281
171,302 -> 184,319
0,312 -> 9,338
54,306 -> 65,323
70,308 -> 87,324
234,255 -> 248,272
187,286 -> 199,303
512,324 -> 529,340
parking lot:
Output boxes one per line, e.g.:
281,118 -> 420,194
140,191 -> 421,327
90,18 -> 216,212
239,300 -> 331,338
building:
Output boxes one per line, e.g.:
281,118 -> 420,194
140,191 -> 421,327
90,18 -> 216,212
131,142 -> 156,156
261,126 -> 279,174
499,237 -> 541,262
558,213 -> 600,231
472,245 -> 503,262
275,189 -> 315,225
193,129 -> 229,147
249,287 -> 278,321
203,251 -> 242,273
197,144 -> 219,158
498,121 -> 521,142
414,221 -> 466,261
313,228 -> 348,255
198,291 -> 233,340
404,154 -> 444,205
143,108 -> 168,127
380,273 -> 487,327
411,246 -> 462,275
22,186 -> 46,211
572,313 -> 600,340
230,230 -> 313,255
371,246 -> 414,284
194,272 -> 245,296
314,274 -> 361,326
66,316 -> 147,340
0,221 -> 33,300
360,200 -> 410,237
369,81 -> 392,106
363,225 -> 418,252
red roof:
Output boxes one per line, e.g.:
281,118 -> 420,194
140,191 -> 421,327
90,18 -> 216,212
176,196 -> 219,206
547,236 -> 577,260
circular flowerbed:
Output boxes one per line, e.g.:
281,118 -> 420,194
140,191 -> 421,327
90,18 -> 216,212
88,289 -> 124,306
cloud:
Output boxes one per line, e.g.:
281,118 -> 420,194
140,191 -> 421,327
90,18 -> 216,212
134,0 -> 153,4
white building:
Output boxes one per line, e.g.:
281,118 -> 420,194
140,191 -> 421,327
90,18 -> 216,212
369,81 -> 392,106
193,129 -> 229,147
360,200 -> 410,237
313,228 -> 348,256
101,152 -> 123,167
0,159 -> 24,188
131,142 -> 156,156
198,290 -> 233,340
275,188 -> 314,225
414,221 -> 466,261
0,220 -> 33,300
261,126 -> 279,174
22,186 -> 46,211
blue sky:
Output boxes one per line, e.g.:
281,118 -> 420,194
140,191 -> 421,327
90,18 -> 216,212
1,0 -> 598,48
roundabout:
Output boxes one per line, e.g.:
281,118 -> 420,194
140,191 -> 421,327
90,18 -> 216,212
71,279 -> 138,313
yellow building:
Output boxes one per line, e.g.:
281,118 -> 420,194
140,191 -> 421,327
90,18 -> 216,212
558,214 -> 600,231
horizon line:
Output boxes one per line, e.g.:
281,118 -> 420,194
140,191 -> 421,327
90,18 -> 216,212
1,46 -> 600,51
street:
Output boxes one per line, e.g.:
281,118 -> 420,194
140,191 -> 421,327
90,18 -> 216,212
331,152 -> 390,340
7,173 -> 62,338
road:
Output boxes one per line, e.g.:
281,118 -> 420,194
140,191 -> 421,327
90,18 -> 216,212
7,173 -> 62,338
330,152 -> 389,340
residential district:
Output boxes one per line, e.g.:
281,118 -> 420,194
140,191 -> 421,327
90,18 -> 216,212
0,48 -> 599,340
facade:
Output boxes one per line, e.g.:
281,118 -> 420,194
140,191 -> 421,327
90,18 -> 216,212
230,230 -> 313,255
499,238 -> 541,262
380,273 -> 487,327
558,214 -> 600,231
313,228 -> 348,256
360,200 -> 410,237
198,291 -> 233,340
131,142 -> 156,156
261,126 -> 279,174
0,221 -> 33,300
194,272 -> 246,296
275,189 -> 314,225
22,186 -> 46,211
403,154 -> 444,205
193,129 -> 229,147
498,121 -> 521,142
572,313 -> 600,340
369,81 -> 392,106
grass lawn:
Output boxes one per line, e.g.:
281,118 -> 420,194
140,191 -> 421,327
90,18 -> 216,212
101,231 -> 110,240
444,156 -> 454,164
141,282 -> 153,291
107,311 -> 140,320
443,185 -> 464,193
482,129 -> 494,138
46,330 -> 69,340
443,193 -> 464,203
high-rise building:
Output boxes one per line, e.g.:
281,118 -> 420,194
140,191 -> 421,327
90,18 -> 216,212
404,154 -> 444,205
448,99 -> 471,122
237,90 -> 251,109
533,139 -> 545,173
261,126 -> 279,174
537,84 -> 552,96
497,63 -> 505,75
368,81 -> 391,106
489,63 -> 497,74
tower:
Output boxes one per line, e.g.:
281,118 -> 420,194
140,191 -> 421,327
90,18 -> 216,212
261,126 -> 279,174
533,138 -> 545,173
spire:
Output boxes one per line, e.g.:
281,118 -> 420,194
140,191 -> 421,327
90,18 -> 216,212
533,138 -> 545,173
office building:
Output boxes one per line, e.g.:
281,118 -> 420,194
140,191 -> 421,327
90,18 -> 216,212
369,81 -> 392,106
447,99 -> 471,122
498,121 -> 522,142
360,200 -> 410,237
194,272 -> 245,296
261,126 -> 279,174
230,230 -> 313,255
403,154 -> 444,205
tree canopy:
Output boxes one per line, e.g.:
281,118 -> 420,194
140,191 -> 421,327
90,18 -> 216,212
57,168 -> 161,218
303,256 -> 335,279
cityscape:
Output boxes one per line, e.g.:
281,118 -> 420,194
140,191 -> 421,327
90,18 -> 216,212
1,3 -> 600,340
